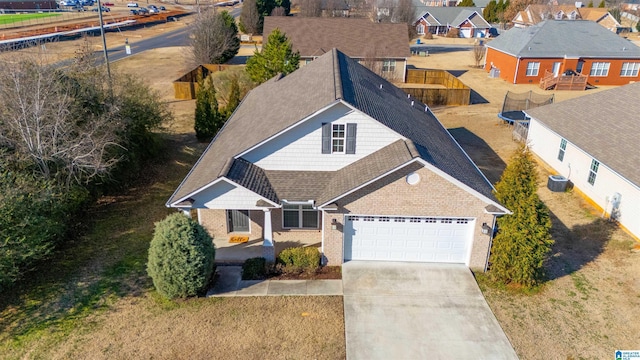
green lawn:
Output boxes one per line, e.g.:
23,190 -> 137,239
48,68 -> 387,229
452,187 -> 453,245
0,13 -> 60,25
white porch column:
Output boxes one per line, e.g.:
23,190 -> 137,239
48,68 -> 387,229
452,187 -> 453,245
262,209 -> 275,262
181,209 -> 191,217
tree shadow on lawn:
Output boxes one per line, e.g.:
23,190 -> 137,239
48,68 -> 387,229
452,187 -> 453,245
544,209 -> 614,281
448,127 -> 506,184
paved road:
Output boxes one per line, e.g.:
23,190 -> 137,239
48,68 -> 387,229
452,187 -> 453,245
342,261 -> 518,360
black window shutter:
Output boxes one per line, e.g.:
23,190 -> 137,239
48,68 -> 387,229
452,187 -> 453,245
322,123 -> 331,154
346,123 -> 357,154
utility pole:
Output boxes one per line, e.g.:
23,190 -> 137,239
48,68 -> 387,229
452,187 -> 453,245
96,0 -> 111,80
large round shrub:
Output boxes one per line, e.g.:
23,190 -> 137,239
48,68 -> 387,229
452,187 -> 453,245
147,213 -> 215,299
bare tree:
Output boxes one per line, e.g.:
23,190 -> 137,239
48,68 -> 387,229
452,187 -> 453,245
0,58 -> 122,185
189,9 -> 240,67
359,45 -> 401,83
240,0 -> 260,34
271,6 -> 287,15
392,0 -> 417,38
472,43 -> 485,67
299,0 -> 322,16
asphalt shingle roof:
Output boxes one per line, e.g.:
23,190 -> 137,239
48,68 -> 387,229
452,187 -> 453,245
414,7 -> 488,27
525,82 -> 640,189
262,17 -> 410,59
167,49 -> 497,207
486,20 -> 640,58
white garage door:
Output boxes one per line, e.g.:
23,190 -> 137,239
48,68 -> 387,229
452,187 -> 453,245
344,215 -> 474,264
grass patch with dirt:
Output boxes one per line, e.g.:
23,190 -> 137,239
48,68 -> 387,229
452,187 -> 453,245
0,13 -> 60,25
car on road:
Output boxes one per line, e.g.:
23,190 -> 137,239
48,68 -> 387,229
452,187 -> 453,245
92,5 -> 110,11
60,0 -> 76,6
159,5 -> 165,10
127,2 -> 138,7
103,1 -> 114,5
137,6 -> 149,14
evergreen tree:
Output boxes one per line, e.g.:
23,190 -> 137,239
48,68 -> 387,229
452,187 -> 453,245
587,0 -> 593,7
223,77 -> 241,120
147,213 -> 215,299
490,145 -> 553,289
458,0 -> 476,6
598,0 -> 605,7
484,0 -> 498,23
245,29 -> 300,84
194,75 -> 224,142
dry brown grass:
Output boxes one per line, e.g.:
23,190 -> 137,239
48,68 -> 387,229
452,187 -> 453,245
415,48 -> 640,359
49,295 -> 345,359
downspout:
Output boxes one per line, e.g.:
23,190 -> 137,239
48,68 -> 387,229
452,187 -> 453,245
514,57 -> 520,84
484,215 -> 498,272
321,210 -> 326,265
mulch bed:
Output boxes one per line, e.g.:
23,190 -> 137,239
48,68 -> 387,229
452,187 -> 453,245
267,266 -> 342,280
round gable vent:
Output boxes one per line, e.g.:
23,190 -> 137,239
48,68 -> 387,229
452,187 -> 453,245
406,172 -> 420,185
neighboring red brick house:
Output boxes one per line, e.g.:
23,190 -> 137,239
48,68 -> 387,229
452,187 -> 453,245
485,20 -> 640,86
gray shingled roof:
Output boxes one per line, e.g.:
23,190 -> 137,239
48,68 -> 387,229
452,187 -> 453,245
167,49 -> 497,207
486,20 -> 640,58
525,82 -> 640,189
414,7 -> 489,27
262,17 -> 410,59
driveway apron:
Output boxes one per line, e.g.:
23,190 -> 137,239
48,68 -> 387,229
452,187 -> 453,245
342,261 -> 518,360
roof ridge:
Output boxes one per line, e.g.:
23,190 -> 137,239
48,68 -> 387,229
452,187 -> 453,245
332,48 -> 343,100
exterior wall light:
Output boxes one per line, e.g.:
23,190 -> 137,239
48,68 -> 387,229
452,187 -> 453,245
331,218 -> 338,230
481,222 -> 492,235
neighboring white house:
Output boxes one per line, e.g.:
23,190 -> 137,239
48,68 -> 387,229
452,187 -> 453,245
167,49 -> 509,270
525,83 -> 640,240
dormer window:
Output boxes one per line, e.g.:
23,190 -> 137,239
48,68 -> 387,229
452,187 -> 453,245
332,124 -> 345,153
322,123 -> 357,154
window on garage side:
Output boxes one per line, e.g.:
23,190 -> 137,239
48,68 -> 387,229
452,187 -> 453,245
590,62 -> 610,77
282,204 -> 319,229
526,62 -> 540,76
587,159 -> 599,185
620,62 -> 640,77
558,138 -> 567,162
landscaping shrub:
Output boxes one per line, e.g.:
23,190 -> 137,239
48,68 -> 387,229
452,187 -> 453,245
446,28 -> 460,38
242,257 -> 267,280
277,247 -> 321,275
423,32 -> 434,40
147,213 -> 215,299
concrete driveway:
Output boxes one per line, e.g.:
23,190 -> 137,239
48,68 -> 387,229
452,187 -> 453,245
342,261 -> 518,360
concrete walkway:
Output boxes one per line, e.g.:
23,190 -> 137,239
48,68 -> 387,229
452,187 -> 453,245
342,261 -> 518,360
206,266 -> 343,297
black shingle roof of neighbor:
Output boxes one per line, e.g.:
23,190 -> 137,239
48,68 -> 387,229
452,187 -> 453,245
525,82 -> 640,189
486,20 -> 640,58
167,49 -> 497,207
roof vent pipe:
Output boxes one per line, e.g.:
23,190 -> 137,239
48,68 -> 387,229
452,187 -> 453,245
425,105 -> 429,111
407,94 -> 411,98
411,100 -> 414,106
379,84 -> 383,89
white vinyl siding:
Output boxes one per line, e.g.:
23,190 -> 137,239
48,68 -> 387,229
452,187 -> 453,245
620,62 -> 640,77
590,62 -> 610,77
242,103 -> 403,171
283,204 -> 319,229
527,118 -> 640,241
526,62 -> 540,76
191,180 -> 270,210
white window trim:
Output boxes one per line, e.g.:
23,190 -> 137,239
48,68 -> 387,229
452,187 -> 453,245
331,123 -> 346,154
526,62 -> 540,76
282,205 -> 320,229
588,159 -> 599,185
558,138 -> 567,162
620,62 -> 640,77
417,24 -> 425,35
590,62 -> 610,77
382,59 -> 396,73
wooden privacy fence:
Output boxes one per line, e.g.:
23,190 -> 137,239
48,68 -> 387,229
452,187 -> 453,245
173,64 -> 243,99
402,69 -> 471,106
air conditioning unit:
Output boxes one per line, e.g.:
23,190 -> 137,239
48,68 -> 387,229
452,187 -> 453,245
547,175 -> 568,192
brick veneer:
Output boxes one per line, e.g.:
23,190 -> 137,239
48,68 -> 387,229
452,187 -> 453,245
322,165 -> 495,270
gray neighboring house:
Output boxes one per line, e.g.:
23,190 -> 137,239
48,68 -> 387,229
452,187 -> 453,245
525,83 -> 640,241
262,16 -> 410,82
166,49 -> 508,270
413,6 -> 492,37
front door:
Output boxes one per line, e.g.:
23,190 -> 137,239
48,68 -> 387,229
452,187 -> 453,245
576,60 -> 585,75
227,210 -> 249,233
